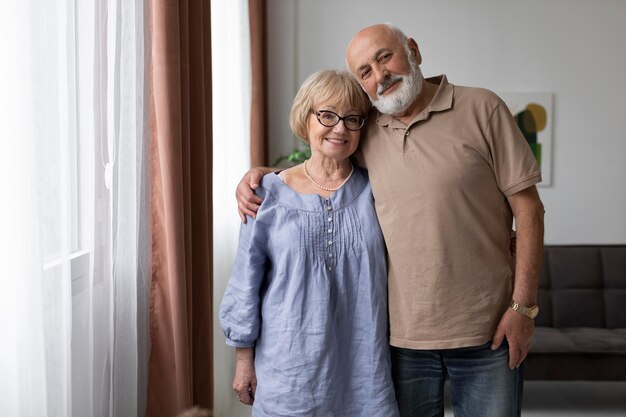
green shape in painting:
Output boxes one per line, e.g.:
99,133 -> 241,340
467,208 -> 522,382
529,142 -> 542,165
514,110 -> 538,144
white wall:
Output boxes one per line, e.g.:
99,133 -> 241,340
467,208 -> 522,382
267,0 -> 626,244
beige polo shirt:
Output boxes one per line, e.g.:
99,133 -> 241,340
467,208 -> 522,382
356,75 -> 541,349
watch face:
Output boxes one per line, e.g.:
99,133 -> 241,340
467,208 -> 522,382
529,306 -> 539,319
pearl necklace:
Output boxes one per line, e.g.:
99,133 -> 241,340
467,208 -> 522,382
303,159 -> 354,192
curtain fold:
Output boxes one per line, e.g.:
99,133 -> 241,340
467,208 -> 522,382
1,1 -> 149,416
0,6 -> 48,417
148,0 -> 213,415
106,1 -> 151,415
249,0 -> 268,167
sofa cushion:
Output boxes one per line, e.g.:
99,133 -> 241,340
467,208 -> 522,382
602,247 -> 626,289
603,247 -> 626,328
538,246 -> 626,329
551,289 -> 605,327
548,248 -> 602,289
526,246 -> 626,381
524,354 -> 626,381
606,289 -> 626,328
532,327 -> 626,354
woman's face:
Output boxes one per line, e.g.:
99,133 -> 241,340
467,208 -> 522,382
306,102 -> 363,162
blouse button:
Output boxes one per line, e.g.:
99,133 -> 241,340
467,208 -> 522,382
328,217 -> 332,222
328,240 -> 333,245
327,228 -> 332,234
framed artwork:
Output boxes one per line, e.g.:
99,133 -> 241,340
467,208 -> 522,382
499,92 -> 554,187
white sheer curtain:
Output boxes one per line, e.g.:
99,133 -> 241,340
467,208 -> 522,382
0,3 -> 49,415
0,1 -> 149,416
211,1 -> 252,416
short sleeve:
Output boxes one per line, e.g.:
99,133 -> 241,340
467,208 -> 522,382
486,101 -> 542,196
219,210 -> 269,348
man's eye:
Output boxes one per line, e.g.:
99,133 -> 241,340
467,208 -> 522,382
379,53 -> 392,63
361,68 -> 371,79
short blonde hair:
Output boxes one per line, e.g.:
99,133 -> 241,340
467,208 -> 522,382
289,69 -> 370,143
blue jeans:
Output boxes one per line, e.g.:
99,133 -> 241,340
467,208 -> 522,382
391,341 -> 523,417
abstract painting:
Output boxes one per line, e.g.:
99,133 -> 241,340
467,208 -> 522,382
499,92 -> 554,186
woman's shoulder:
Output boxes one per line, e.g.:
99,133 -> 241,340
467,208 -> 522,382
254,172 -> 280,203
259,164 -> 308,201
254,170 -> 304,220
272,164 -> 301,185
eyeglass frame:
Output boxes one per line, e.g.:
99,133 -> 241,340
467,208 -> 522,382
311,109 -> 366,131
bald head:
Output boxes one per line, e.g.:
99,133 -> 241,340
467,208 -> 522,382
347,23 -> 408,53
346,24 -> 405,76
345,23 -> 424,117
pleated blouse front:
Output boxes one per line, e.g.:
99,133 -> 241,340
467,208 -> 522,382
220,167 -> 399,417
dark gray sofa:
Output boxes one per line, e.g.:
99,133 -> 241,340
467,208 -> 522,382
525,245 -> 626,380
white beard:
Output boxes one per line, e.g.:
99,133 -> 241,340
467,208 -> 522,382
371,55 -> 423,116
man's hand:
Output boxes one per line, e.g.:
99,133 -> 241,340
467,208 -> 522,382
233,348 -> 257,405
491,308 -> 534,369
236,168 -> 267,223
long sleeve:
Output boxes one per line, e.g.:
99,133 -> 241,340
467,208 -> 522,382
219,212 -> 269,348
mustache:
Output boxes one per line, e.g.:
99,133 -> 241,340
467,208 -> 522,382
376,74 -> 403,95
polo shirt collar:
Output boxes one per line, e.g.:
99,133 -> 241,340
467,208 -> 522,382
375,74 -> 453,127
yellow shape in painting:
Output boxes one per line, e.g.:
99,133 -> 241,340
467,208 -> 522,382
525,103 -> 547,133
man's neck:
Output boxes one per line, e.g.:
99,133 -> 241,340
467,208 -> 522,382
393,80 -> 438,126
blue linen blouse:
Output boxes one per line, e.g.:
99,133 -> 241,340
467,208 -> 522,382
220,167 -> 399,417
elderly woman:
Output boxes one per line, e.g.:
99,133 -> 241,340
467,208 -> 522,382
220,69 -> 399,417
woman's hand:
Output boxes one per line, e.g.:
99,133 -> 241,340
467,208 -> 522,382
233,348 -> 257,405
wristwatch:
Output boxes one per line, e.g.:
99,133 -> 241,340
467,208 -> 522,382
509,300 -> 539,319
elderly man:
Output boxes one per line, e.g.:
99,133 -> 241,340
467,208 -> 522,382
236,23 -> 544,417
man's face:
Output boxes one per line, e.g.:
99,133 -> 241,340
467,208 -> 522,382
346,26 -> 423,116
371,50 -> 423,116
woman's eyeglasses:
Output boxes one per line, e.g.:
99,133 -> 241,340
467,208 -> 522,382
312,110 -> 366,131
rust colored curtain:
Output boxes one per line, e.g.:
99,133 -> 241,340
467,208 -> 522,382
147,0 -> 213,416
249,0 -> 268,166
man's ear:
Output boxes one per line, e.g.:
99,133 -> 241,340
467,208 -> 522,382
408,38 -> 422,65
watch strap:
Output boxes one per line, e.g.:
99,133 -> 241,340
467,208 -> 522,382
509,300 -> 539,319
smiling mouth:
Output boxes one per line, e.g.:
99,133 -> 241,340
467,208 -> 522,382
326,138 -> 348,145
